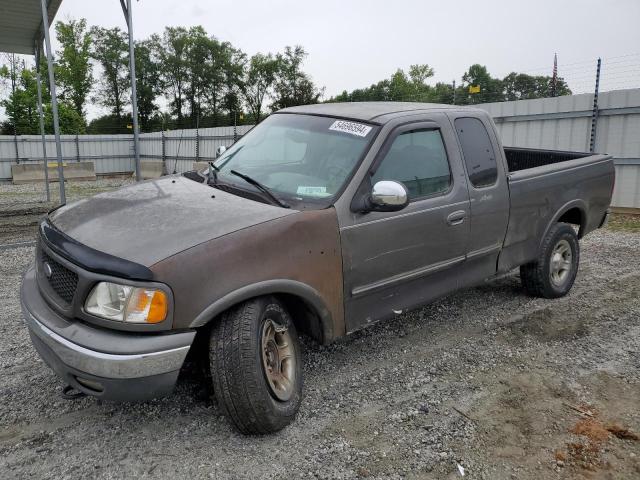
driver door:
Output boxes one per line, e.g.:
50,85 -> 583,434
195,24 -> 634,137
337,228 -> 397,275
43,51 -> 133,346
339,117 -> 471,332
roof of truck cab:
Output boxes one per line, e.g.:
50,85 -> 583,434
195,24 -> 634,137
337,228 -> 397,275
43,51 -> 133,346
278,102 -> 485,124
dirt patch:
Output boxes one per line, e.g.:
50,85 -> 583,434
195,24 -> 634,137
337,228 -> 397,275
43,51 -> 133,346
508,307 -> 589,342
553,410 -> 640,473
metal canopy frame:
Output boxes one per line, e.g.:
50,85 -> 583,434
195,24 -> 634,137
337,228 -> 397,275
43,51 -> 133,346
1,0 -> 143,205
0,0 -> 65,202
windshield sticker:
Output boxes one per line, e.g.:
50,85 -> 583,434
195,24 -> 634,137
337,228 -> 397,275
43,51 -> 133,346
329,120 -> 372,137
297,186 -> 330,197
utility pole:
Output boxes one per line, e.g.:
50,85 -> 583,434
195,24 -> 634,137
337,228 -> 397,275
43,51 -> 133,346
120,0 -> 141,181
452,80 -> 456,105
589,58 -> 601,153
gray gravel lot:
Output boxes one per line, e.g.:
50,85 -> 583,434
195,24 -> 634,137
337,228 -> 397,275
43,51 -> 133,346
0,181 -> 639,479
0,178 -> 133,244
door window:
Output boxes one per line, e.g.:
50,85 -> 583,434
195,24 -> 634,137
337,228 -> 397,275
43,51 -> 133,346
371,129 -> 451,200
455,117 -> 498,188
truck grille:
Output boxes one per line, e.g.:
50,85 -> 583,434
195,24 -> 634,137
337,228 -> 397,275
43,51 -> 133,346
41,250 -> 78,304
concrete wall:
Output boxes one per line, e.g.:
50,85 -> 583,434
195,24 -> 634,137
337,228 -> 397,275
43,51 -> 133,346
476,88 -> 640,209
11,161 -> 96,184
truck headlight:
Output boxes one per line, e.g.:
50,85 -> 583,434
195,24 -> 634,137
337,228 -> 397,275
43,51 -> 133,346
85,282 -> 168,324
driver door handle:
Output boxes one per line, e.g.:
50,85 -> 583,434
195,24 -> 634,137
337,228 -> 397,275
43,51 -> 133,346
446,210 -> 466,226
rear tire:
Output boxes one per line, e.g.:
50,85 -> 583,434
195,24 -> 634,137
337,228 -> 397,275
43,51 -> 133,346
520,223 -> 580,298
209,296 -> 303,434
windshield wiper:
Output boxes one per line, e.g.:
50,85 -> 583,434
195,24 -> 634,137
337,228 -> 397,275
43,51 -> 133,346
229,170 -> 290,209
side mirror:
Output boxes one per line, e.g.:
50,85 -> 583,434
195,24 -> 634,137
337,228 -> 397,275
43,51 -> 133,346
369,180 -> 409,212
216,145 -> 227,158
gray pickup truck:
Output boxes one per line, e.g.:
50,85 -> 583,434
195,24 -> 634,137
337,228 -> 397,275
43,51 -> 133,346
21,102 -> 614,434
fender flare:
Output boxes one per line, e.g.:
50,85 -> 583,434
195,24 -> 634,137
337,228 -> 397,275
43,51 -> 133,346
539,199 -> 587,248
189,279 -> 334,342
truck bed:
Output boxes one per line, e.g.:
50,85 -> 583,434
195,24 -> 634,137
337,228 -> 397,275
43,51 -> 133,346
499,147 -> 614,274
504,147 -> 592,172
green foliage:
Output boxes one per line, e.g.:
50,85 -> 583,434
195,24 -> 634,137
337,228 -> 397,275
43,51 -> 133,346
502,72 -> 571,100
55,18 -> 93,118
89,26 -> 130,127
331,64 -> 435,103
242,53 -> 279,123
45,101 -> 86,134
0,60 -> 85,135
270,46 -> 323,110
134,40 -> 162,131
330,63 -> 572,105
149,26 -> 248,129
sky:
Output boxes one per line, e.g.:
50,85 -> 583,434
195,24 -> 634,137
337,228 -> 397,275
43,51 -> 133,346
4,0 -> 640,120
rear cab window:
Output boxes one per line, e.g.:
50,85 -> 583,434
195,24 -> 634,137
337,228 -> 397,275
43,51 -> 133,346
454,117 -> 498,188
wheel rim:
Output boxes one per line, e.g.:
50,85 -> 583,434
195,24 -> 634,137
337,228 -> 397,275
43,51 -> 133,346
550,239 -> 572,286
261,318 -> 296,401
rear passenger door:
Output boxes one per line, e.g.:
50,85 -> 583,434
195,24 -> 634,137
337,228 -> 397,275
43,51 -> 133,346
450,114 -> 509,280
340,116 -> 471,332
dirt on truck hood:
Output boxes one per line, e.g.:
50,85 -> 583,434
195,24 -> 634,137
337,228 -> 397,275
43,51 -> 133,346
48,175 -> 295,266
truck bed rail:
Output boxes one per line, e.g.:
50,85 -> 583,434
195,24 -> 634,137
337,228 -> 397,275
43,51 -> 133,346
504,147 -> 591,172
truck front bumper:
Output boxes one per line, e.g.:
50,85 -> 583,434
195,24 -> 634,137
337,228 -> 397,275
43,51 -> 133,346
21,267 -> 195,401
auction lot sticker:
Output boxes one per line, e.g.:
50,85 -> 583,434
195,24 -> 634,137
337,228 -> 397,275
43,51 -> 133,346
329,120 -> 372,137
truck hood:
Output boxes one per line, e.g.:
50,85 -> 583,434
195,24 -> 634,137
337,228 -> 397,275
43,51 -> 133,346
49,176 -> 295,266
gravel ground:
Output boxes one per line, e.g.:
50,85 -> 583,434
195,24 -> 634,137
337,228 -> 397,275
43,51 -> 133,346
0,182 -> 639,479
0,178 -> 133,244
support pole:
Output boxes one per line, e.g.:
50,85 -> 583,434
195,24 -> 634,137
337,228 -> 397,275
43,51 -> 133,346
589,58 -> 602,153
161,130 -> 166,163
233,112 -> 237,143
195,129 -> 199,163
34,42 -> 50,202
121,0 -> 141,181
40,0 -> 65,204
452,80 -> 456,105
9,55 -> 20,165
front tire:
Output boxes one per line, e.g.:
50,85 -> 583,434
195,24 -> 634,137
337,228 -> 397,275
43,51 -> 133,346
209,296 -> 303,434
520,222 -> 580,298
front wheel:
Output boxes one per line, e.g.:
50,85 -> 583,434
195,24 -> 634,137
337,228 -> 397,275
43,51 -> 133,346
520,222 -> 580,298
209,296 -> 303,434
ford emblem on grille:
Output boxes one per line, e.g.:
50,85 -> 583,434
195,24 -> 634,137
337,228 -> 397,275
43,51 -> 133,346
43,261 -> 53,278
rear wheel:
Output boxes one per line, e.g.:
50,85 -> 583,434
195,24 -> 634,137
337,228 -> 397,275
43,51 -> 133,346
209,296 -> 303,434
520,223 -> 580,298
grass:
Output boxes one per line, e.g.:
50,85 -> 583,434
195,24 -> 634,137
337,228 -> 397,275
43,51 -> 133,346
606,213 -> 640,233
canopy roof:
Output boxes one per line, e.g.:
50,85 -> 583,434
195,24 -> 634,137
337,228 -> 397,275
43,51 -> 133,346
0,0 -> 63,55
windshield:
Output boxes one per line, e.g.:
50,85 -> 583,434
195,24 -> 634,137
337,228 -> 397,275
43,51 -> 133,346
208,113 -> 378,206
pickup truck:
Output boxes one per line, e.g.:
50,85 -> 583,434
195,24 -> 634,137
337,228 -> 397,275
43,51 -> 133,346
21,102 -> 614,434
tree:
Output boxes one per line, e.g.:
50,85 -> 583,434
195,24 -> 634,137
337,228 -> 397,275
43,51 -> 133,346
242,53 -> 279,122
330,64 -> 435,103
502,72 -> 571,100
270,46 -> 323,110
55,18 -> 93,118
90,26 -> 129,130
0,60 -> 38,134
152,27 -> 189,125
460,64 -> 504,104
134,40 -> 162,131
202,37 -> 246,125
0,60 -> 84,135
